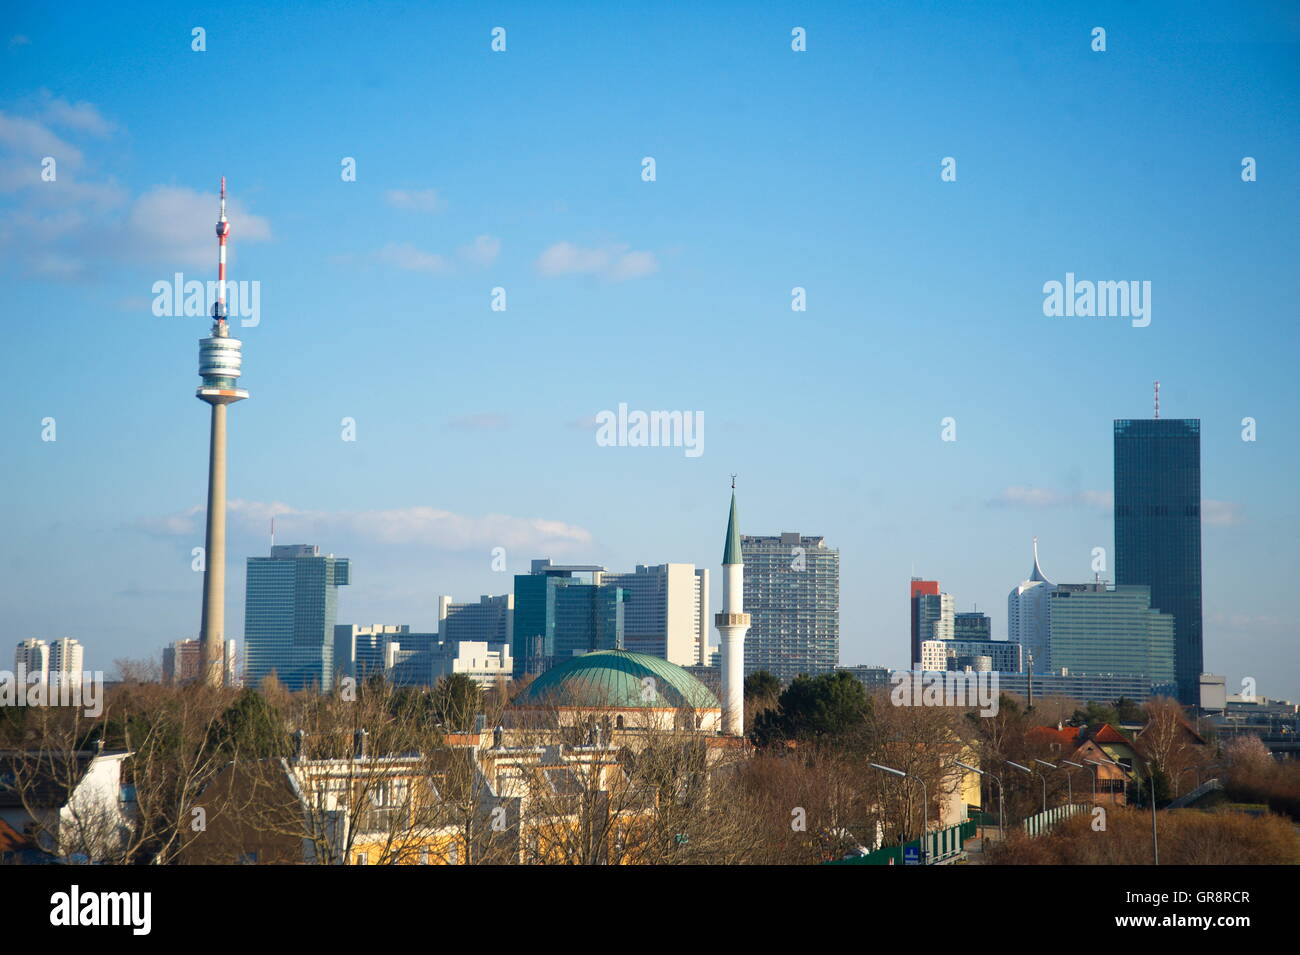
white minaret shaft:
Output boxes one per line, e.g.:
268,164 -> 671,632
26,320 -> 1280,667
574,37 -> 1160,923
715,489 -> 749,737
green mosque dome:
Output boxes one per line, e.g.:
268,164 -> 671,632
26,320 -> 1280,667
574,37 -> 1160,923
515,650 -> 719,710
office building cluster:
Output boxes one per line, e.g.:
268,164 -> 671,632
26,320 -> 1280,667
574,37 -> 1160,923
909,414 -> 1207,706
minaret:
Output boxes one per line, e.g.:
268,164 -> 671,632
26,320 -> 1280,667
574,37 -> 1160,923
714,479 -> 750,736
196,177 -> 249,688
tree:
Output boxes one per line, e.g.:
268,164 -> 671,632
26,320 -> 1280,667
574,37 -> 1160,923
206,688 -> 289,760
432,674 -> 483,733
750,671 -> 871,747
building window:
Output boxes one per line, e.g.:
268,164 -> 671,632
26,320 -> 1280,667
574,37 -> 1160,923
355,852 -> 368,865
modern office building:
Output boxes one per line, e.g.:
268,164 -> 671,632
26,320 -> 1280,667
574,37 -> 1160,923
599,563 -> 709,666
741,532 -> 839,682
163,638 -> 237,685
1114,416 -> 1203,704
1008,539 -> 1056,674
920,638 -> 1021,674
1046,583 -> 1176,689
837,665 -> 893,690
909,581 -> 954,668
437,594 -> 513,648
953,612 -> 992,641
994,671 -> 1162,705
333,625 -> 409,681
512,560 -> 624,677
245,544 -> 350,692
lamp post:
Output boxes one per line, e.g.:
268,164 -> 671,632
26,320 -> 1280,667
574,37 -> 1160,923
1005,760 -> 1033,821
871,762 -> 928,865
955,760 -> 1003,838
1061,759 -> 1084,805
1032,758 -> 1056,813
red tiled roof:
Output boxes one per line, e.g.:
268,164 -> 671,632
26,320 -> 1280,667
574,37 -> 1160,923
1092,724 -> 1130,745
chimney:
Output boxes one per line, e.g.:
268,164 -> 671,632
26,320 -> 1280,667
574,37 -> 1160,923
293,728 -> 307,762
353,727 -> 368,759
493,725 -> 504,748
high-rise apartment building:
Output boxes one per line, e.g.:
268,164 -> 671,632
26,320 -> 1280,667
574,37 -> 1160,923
245,544 -> 350,692
741,533 -> 839,682
599,564 -> 709,666
1114,417 -> 1203,704
512,560 -> 623,677
1046,583 -> 1176,691
14,639 -> 50,683
48,638 -> 84,680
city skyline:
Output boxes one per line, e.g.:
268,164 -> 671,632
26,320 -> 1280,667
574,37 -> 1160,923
3,4 -> 1297,700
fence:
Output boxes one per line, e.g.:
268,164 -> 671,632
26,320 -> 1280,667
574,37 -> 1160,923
826,820 -> 977,866
1021,802 -> 1089,836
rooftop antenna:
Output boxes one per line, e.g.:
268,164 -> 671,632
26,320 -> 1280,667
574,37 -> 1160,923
730,473 -> 736,490
1153,380 -> 1160,419
270,516 -> 275,551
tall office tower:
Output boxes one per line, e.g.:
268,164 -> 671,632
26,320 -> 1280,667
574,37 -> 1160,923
1114,414 -> 1203,704
599,564 -> 709,666
196,178 -> 249,688
245,545 -> 350,692
1047,583 -> 1176,690
437,594 -> 514,648
909,579 -> 939,668
715,491 -> 750,737
512,560 -> 624,677
14,639 -> 49,684
49,638 -> 84,681
741,531 -> 840,682
953,611 -> 992,641
1008,539 -> 1056,674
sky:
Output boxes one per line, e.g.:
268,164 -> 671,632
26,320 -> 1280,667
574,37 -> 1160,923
2,2 -> 1297,698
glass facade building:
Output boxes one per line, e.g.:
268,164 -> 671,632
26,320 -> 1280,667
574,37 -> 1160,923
512,561 -> 624,677
741,533 -> 840,682
1047,583 -> 1176,689
245,544 -> 350,692
1114,418 -> 1202,703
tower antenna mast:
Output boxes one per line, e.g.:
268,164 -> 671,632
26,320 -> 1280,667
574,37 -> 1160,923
1154,380 -> 1160,419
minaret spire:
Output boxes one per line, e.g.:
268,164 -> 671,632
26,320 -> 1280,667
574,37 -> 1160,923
715,480 -> 750,737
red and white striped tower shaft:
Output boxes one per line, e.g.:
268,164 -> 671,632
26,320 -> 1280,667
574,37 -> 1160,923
197,177 -> 248,689
216,175 -> 229,324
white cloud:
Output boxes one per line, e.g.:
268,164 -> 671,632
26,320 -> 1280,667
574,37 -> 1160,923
375,241 -> 451,274
536,241 -> 658,281
384,188 -> 442,213
459,234 -> 501,266
136,500 -> 593,553
39,92 -> 116,137
124,185 -> 271,267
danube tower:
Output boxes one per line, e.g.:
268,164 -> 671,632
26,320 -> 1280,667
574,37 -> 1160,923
715,482 -> 750,736
196,178 -> 248,688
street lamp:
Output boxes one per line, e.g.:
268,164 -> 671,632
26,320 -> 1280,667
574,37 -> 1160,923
956,760 -> 1003,838
1032,759 -> 1056,812
1060,759 -> 1084,805
870,762 -> 928,865
1005,759 -> 1034,820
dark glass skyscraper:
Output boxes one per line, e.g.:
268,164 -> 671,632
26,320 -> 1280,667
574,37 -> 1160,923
512,560 -> 624,677
1114,418 -> 1202,703
245,544 -> 350,692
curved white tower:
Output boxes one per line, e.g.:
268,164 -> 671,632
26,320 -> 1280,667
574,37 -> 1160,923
714,487 -> 750,736
197,178 -> 248,688
1007,537 -> 1055,675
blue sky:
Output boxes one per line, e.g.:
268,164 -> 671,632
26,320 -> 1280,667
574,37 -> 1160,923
3,2 -> 1297,698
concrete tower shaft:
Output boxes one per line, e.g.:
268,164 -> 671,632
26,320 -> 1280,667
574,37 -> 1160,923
197,178 -> 248,688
